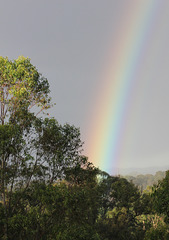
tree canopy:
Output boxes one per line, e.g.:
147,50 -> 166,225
0,56 -> 51,125
0,56 -> 169,239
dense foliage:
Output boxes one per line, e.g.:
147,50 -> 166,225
0,56 -> 169,239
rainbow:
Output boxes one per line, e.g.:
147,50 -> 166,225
87,0 -> 160,174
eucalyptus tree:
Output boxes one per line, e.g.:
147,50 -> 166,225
0,56 -> 51,125
0,56 -> 51,196
0,56 -> 88,238
0,56 -> 52,237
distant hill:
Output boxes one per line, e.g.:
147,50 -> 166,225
122,170 -> 166,190
118,165 -> 169,176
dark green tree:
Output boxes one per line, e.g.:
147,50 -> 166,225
96,176 -> 145,240
152,170 -> 169,223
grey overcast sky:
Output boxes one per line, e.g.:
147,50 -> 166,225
1,0 -> 169,173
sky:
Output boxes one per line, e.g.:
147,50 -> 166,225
1,0 -> 169,174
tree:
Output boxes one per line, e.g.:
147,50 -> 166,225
0,56 -> 52,238
152,170 -> 169,223
110,177 -> 140,211
0,117 -> 87,238
98,173 -> 119,218
0,56 -> 51,125
96,176 -> 145,240
0,56 -> 91,239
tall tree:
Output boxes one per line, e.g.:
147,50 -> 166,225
0,56 -> 89,239
0,56 -> 52,238
0,56 -> 51,125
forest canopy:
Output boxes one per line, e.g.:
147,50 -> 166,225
0,56 -> 169,240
